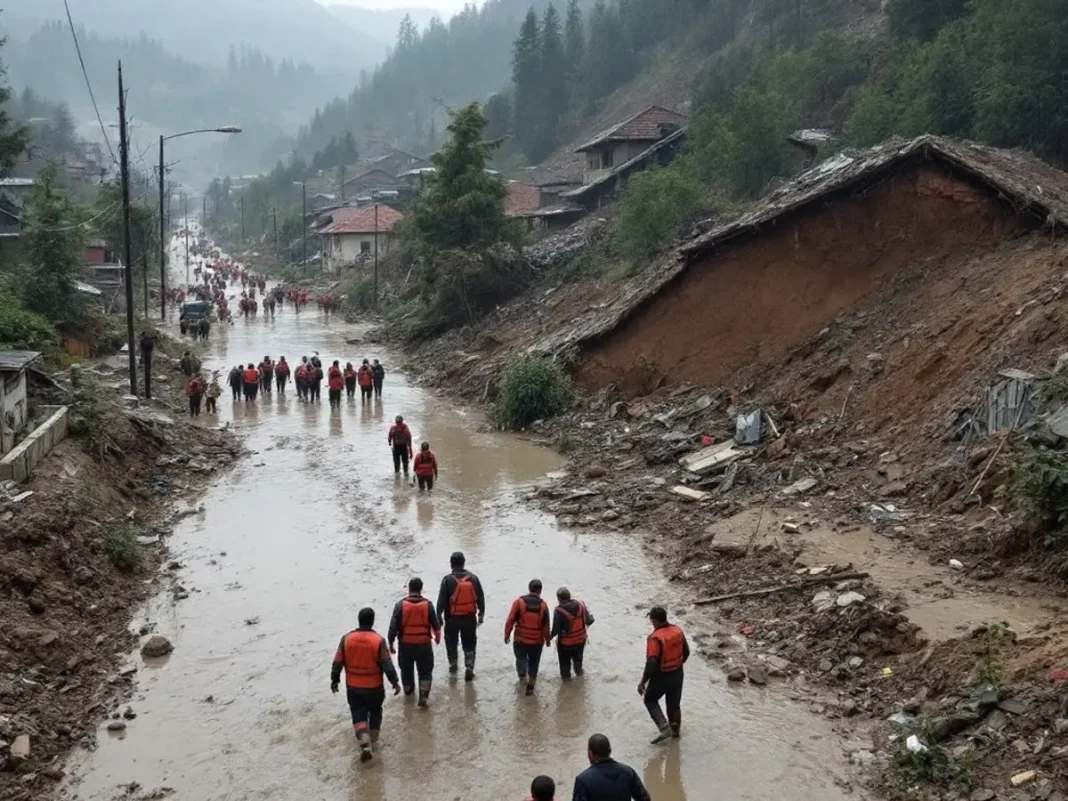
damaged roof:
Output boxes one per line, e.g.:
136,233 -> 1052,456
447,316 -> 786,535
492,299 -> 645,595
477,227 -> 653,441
575,105 -> 688,153
533,135 -> 1068,358
317,204 -> 405,235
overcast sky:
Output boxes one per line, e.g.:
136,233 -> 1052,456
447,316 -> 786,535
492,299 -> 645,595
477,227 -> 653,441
321,0 -> 474,13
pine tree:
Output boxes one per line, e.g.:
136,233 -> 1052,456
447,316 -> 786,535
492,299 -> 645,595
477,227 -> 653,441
0,45 -> 27,178
511,8 -> 541,159
564,0 -> 585,111
533,3 -> 567,161
20,167 -> 85,327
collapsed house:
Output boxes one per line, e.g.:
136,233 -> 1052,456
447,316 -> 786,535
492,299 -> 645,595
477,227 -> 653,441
536,135 -> 1068,448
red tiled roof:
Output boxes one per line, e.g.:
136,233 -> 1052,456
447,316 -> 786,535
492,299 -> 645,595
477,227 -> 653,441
505,182 -> 541,216
318,204 -> 405,235
576,105 -> 689,153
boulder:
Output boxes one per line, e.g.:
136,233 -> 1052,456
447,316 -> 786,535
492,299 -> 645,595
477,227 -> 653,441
747,666 -> 768,685
140,634 -> 173,659
9,734 -> 30,763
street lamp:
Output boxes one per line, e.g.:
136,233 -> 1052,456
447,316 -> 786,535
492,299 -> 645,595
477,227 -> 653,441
293,180 -> 307,274
158,126 -> 241,319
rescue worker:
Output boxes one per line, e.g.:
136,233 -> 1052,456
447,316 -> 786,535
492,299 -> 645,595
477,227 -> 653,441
330,607 -> 401,763
527,776 -> 556,801
242,363 -> 260,402
388,415 -> 414,477
413,441 -> 438,491
551,587 -> 594,680
205,372 -> 222,415
504,579 -> 551,696
436,551 -> 485,681
186,373 -> 205,417
259,356 -> 273,394
227,365 -> 242,401
387,577 -> 441,707
328,360 -> 344,409
343,362 -> 357,399
275,356 -> 290,393
573,734 -> 651,801
309,355 -> 322,403
372,358 -> 385,399
357,359 -> 374,403
639,606 -> 690,744
295,360 -> 308,402
179,351 -> 195,376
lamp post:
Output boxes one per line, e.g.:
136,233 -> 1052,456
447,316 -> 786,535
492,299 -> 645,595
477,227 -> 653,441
293,180 -> 307,274
158,126 -> 240,319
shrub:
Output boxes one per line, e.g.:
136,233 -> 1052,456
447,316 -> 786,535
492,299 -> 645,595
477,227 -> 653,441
975,622 -> 1007,687
343,276 -> 378,312
617,159 -> 704,260
1004,449 -> 1068,544
555,431 -> 577,454
103,523 -> 141,572
495,355 -> 574,430
0,293 -> 57,350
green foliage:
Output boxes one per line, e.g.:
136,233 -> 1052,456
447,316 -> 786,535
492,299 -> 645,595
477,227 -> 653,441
0,293 -> 57,350
103,523 -> 141,573
1004,450 -> 1068,543
19,167 -> 86,327
888,0 -> 969,43
884,718 -> 977,799
343,275 -> 378,312
555,431 -> 577,454
975,623 -> 1007,688
0,45 -> 28,178
617,159 -> 704,260
495,355 -> 575,430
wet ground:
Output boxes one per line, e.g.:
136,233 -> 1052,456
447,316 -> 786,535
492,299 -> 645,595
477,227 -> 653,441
61,246 -> 862,801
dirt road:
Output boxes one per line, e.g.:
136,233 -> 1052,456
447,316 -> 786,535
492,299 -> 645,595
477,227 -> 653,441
59,272 -> 862,800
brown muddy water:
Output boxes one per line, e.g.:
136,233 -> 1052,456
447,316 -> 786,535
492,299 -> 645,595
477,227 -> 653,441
61,270 -> 862,800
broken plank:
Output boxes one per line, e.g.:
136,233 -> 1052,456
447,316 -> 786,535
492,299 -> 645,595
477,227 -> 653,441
679,440 -> 743,474
669,485 -> 709,502
693,571 -> 870,605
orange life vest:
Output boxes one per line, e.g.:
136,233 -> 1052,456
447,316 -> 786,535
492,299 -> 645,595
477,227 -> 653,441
556,601 -> 588,647
358,366 -> 373,387
341,630 -> 385,688
242,368 -> 258,384
647,624 -> 686,673
511,595 -> 548,645
328,367 -> 344,391
449,574 -> 478,617
413,451 -> 436,477
400,598 -> 433,646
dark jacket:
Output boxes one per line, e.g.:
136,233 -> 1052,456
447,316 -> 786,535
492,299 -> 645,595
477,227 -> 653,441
572,759 -> 650,801
372,364 -> 385,382
387,595 -> 442,649
436,569 -> 486,620
551,599 -> 595,642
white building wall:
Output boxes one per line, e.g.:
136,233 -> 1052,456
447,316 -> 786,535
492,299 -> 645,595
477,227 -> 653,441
1,370 -> 28,454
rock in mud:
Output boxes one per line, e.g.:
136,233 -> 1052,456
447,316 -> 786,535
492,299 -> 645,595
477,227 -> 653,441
585,465 -> 607,479
836,591 -> 865,608
106,721 -> 126,732
930,711 -> 982,742
726,667 -> 746,682
9,734 -> 30,763
969,790 -> 995,801
140,635 -> 173,659
747,666 -> 769,685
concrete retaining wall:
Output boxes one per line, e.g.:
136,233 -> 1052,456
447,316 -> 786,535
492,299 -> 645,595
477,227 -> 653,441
0,405 -> 69,482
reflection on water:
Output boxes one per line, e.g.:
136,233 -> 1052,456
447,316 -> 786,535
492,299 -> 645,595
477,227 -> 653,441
60,269 -> 857,801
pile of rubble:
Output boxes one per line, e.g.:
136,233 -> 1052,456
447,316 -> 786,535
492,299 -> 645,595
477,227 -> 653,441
526,215 -> 610,273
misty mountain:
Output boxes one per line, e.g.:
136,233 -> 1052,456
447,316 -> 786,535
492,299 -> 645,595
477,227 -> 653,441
325,4 -> 438,49
0,0 -> 387,74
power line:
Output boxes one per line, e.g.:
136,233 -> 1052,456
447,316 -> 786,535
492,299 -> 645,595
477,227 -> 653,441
62,0 -> 117,165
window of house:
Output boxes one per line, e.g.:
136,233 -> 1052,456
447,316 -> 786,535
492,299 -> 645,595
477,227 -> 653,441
601,149 -> 614,169
587,153 -> 601,171
360,241 -> 372,255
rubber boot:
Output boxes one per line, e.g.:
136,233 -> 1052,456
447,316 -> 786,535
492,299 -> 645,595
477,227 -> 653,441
403,685 -> 415,697
357,731 -> 373,762
649,707 -> 671,744
464,651 -> 476,682
448,659 -> 459,675
669,709 -> 681,739
525,678 -> 536,697
418,681 -> 431,708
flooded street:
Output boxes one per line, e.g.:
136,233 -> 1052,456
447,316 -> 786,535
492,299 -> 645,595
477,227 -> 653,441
62,255 -> 861,800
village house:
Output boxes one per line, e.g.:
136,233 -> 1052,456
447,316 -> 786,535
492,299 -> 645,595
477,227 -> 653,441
342,168 -> 401,199
0,351 -> 39,456
318,204 -> 405,273
562,105 -> 688,211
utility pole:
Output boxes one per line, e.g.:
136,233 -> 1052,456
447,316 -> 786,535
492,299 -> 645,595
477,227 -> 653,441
118,62 -> 137,396
142,224 -> 150,317
202,195 -> 207,225
340,163 -> 345,201
373,202 -> 378,309
272,207 -> 278,261
240,195 -> 245,240
158,135 -> 166,320
183,192 -> 190,285
301,181 -> 307,274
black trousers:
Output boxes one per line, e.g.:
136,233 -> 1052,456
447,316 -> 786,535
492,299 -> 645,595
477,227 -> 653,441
346,686 -> 385,731
188,396 -> 202,416
310,383 -> 320,401
345,379 -> 356,398
276,374 -> 286,391
513,641 -> 544,680
558,643 -> 585,678
644,669 -> 684,731
230,384 -> 241,400
444,616 -> 478,666
417,474 -> 434,490
373,379 -> 383,398
398,643 -> 434,693
206,397 -> 217,414
329,388 -> 342,407
361,386 -> 373,402
393,446 -> 410,474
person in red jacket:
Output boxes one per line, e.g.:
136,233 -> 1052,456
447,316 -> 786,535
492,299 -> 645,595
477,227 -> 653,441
343,362 -> 357,399
639,606 -> 690,744
242,363 -> 260,402
357,359 -> 374,403
388,415 -> 414,477
274,356 -> 290,393
413,441 -> 438,491
387,577 -> 441,707
327,360 -> 344,409
505,579 -> 551,696
186,374 -> 205,417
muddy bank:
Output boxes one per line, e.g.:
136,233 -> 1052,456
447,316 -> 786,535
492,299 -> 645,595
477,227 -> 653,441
0,339 -> 240,800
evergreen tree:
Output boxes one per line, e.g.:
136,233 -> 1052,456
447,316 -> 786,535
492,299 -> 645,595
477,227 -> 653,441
0,46 -> 27,178
511,8 -> 541,158
20,167 -> 85,326
564,0 -> 585,110
532,3 -> 567,161
484,92 -> 513,141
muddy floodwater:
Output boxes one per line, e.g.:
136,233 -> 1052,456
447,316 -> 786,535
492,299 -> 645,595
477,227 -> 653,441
62,267 -> 862,800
